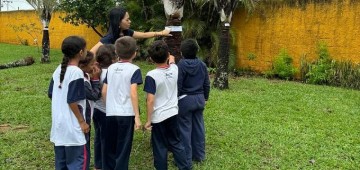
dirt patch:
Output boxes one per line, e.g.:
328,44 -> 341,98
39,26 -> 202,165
0,124 -> 29,133
0,124 -> 11,133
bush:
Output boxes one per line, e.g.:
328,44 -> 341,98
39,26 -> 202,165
327,60 -> 360,89
301,42 -> 360,90
305,42 -> 332,84
266,49 -> 297,80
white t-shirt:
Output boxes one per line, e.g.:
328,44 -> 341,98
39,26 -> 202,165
144,64 -> 178,123
104,62 -> 143,116
48,65 -> 86,146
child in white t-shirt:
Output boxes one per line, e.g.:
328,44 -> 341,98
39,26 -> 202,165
101,36 -> 142,169
48,36 -> 90,169
144,40 -> 190,170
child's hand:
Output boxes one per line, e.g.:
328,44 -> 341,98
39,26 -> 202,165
168,55 -> 175,64
91,66 -> 101,80
144,121 -> 152,131
80,121 -> 90,134
134,117 -> 142,130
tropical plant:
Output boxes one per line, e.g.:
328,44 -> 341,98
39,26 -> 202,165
162,0 -> 185,62
210,0 -> 256,89
26,0 -> 58,63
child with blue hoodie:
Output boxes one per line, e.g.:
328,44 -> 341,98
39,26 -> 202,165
177,39 -> 210,167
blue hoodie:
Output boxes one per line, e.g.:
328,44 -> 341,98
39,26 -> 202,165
177,58 -> 210,101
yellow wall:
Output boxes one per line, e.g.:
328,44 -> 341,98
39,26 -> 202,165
0,10 -> 102,50
233,0 -> 360,72
2,2 -> 360,72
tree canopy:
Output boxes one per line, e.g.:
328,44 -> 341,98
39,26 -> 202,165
58,0 -> 116,37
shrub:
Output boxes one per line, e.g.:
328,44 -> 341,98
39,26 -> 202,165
266,49 -> 297,80
300,54 -> 310,82
327,60 -> 360,89
302,42 -> 360,90
305,42 -> 332,84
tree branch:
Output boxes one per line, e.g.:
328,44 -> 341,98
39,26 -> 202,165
91,26 -> 103,37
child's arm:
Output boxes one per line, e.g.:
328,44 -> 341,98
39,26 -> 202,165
86,65 -> 102,101
101,84 -> 108,104
69,102 -> 89,133
145,93 -> 155,130
130,84 -> 141,130
203,64 -> 211,103
48,78 -> 54,99
85,80 -> 101,101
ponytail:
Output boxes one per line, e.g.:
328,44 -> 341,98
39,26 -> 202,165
59,55 -> 70,88
59,36 -> 87,88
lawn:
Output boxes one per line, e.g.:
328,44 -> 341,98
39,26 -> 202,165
1,43 -> 360,169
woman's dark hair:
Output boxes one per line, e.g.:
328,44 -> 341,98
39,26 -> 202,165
79,51 -> 95,69
108,7 -> 127,41
148,40 -> 169,64
96,44 -> 116,68
59,36 -> 86,88
180,39 -> 199,59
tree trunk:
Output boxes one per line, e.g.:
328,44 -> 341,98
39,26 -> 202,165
164,15 -> 182,63
0,57 -> 35,69
213,23 -> 230,90
41,8 -> 51,63
41,28 -> 50,63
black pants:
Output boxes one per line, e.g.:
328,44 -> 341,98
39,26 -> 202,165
178,94 -> 206,166
93,108 -> 106,169
151,115 -> 190,170
103,116 -> 134,170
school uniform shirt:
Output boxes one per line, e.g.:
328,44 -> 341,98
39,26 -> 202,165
104,62 -> 142,116
100,29 -> 134,44
48,65 -> 86,146
144,64 -> 179,123
94,68 -> 108,113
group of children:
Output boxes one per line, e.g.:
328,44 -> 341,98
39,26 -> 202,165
48,35 -> 210,170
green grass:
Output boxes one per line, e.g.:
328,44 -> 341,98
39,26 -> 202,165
1,43 -> 360,169
0,43 -> 44,63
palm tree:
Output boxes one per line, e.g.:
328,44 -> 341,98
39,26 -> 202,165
162,0 -> 185,62
211,0 -> 255,89
26,0 -> 57,63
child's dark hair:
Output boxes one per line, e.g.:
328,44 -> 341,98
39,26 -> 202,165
148,40 -> 169,63
115,36 -> 137,60
96,44 -> 116,68
180,39 -> 199,59
79,51 -> 95,69
59,36 -> 86,88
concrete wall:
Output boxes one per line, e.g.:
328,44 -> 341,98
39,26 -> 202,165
232,0 -> 360,72
0,10 -> 101,50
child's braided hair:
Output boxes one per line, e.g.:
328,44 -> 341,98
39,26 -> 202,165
59,36 -> 86,88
